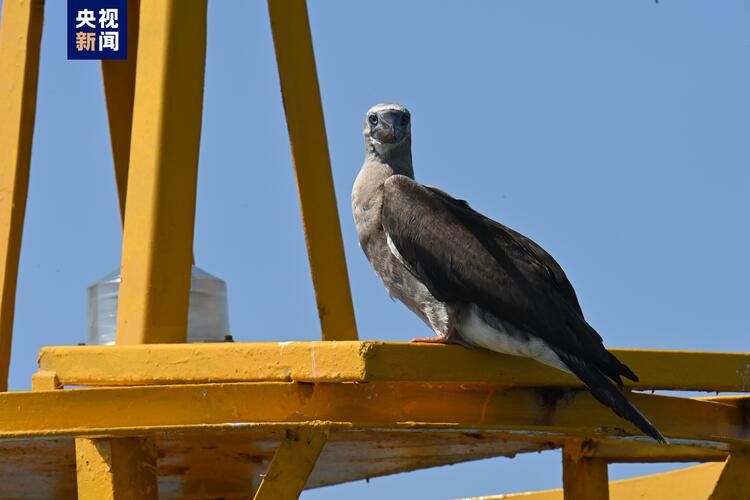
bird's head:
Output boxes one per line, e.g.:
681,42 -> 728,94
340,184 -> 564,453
364,103 -> 412,159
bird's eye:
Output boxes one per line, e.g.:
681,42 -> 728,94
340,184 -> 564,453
401,115 -> 410,126
368,114 -> 378,125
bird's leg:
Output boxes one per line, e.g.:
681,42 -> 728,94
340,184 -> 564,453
411,328 -> 474,348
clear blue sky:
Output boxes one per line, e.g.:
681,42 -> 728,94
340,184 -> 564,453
3,0 -> 749,498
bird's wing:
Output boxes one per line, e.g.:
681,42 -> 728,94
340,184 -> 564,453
381,175 -> 633,381
424,185 -> 584,316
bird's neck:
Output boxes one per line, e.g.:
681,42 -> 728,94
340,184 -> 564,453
365,139 -> 414,179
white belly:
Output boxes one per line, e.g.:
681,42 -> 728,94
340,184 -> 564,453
458,304 -> 571,374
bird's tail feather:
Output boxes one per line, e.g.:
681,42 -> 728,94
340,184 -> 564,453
554,348 -> 667,444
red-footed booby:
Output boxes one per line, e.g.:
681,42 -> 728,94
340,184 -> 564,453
352,103 -> 665,443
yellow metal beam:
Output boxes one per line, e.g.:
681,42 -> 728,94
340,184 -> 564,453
267,0 -> 358,341
254,426 -> 328,500
37,342 -> 750,392
76,437 -> 157,500
581,438 -> 727,463
115,0 -> 207,344
101,0 -> 141,222
0,0 -> 44,391
562,445 -> 609,500
0,382 -> 744,444
468,463 -> 726,500
709,450 -> 750,500
31,370 -> 60,391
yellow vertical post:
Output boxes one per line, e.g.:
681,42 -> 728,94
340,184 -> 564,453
709,450 -> 750,500
75,437 -> 158,500
0,0 -> 44,391
115,0 -> 207,345
101,0 -> 141,222
254,427 -> 329,500
562,446 -> 609,500
268,0 -> 358,341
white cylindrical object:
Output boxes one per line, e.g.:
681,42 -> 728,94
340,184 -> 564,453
87,265 -> 230,345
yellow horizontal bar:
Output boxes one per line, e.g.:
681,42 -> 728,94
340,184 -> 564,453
38,342 -> 750,392
0,382 -> 744,444
466,463 -> 725,500
580,438 -> 727,463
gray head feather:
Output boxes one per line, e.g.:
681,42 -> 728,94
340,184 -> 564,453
363,103 -> 413,177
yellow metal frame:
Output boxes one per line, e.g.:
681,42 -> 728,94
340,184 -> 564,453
0,0 -> 44,391
115,0 -> 208,345
101,0 -> 140,221
710,450 -> 750,500
76,437 -> 158,500
36,341 -> 750,391
0,0 -> 747,498
462,463 -> 729,500
2,382 -> 746,443
268,0 -> 358,341
562,445 -> 609,500
464,456 -> 750,500
254,426 -> 329,500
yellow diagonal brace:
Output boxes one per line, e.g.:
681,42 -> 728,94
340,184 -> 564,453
101,0 -> 141,222
709,450 -> 750,500
562,444 -> 609,500
0,0 -> 44,391
115,0 -> 207,344
268,0 -> 358,341
76,437 -> 158,500
254,426 -> 329,500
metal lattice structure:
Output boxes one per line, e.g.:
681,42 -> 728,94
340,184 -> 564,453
0,0 -> 749,498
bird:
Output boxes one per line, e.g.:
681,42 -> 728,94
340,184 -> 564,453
351,102 -> 666,443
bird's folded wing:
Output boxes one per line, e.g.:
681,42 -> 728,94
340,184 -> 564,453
381,175 -> 601,355
425,184 -> 585,317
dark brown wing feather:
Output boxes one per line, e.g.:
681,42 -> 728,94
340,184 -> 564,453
425,185 -> 584,317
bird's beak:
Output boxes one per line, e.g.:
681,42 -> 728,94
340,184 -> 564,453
372,114 -> 405,144
375,122 -> 397,143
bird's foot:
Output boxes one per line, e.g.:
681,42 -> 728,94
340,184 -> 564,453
410,334 -> 451,344
410,329 -> 474,348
